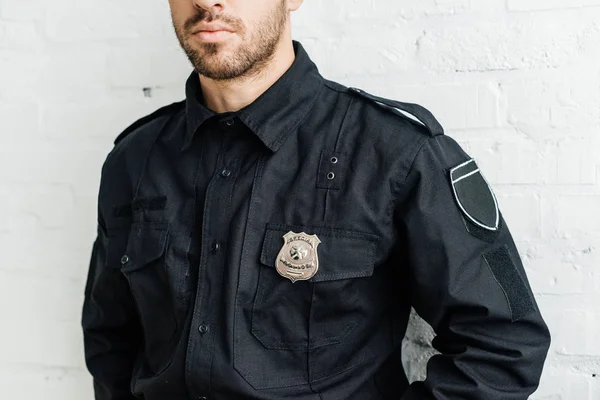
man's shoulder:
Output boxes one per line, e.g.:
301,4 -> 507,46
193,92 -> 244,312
323,79 -> 444,138
100,100 -> 185,195
322,79 -> 450,182
113,100 -> 186,147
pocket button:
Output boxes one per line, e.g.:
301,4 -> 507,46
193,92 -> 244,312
198,324 -> 209,334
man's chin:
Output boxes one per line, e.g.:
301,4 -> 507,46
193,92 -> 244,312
194,61 -> 244,81
187,41 -> 236,60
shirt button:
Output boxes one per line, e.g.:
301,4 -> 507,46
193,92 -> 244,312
120,255 -> 129,264
198,325 -> 209,334
219,118 -> 235,128
220,168 -> 231,178
210,241 -> 220,253
197,397 -> 208,400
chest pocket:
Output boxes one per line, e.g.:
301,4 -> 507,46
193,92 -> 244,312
251,223 -> 380,351
117,221 -> 179,376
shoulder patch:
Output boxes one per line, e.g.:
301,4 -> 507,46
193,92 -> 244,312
347,87 -> 444,137
113,100 -> 185,145
450,158 -> 499,231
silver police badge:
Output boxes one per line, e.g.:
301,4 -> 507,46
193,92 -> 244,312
276,231 -> 321,283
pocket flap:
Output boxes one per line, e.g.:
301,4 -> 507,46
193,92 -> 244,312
260,223 -> 379,282
121,222 -> 169,273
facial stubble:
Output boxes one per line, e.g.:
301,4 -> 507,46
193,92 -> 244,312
173,1 -> 288,81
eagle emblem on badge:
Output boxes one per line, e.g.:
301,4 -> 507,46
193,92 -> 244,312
276,231 -> 321,283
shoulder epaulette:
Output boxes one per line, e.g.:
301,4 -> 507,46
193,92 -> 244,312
347,87 -> 444,137
113,100 -> 185,145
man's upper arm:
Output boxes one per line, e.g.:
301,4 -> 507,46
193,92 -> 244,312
395,135 -> 551,400
81,152 -> 141,400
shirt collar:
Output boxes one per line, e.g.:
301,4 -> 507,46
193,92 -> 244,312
181,40 -> 324,152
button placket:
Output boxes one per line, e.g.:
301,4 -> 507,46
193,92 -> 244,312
186,146 -> 240,398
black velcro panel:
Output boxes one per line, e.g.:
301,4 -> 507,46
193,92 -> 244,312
131,196 -> 167,212
112,196 -> 167,218
483,245 -> 536,322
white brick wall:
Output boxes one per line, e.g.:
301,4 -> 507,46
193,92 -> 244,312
0,0 -> 598,398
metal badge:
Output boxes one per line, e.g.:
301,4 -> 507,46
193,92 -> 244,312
276,231 -> 321,283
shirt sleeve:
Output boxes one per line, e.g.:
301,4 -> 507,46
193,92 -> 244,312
81,205 -> 141,400
395,135 -> 551,400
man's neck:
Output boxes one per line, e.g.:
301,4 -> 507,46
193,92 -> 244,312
198,39 -> 295,114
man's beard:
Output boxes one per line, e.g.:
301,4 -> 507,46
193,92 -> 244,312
173,1 -> 288,81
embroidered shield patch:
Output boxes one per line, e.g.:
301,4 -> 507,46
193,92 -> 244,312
449,159 -> 499,231
276,231 -> 321,283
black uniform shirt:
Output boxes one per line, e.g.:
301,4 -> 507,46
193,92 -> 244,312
82,40 -> 551,400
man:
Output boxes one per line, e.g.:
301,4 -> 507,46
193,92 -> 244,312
81,0 -> 551,399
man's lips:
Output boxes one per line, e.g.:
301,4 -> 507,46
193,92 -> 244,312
192,29 -> 234,43
191,23 -> 234,34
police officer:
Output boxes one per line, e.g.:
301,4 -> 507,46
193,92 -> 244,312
81,0 -> 551,399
